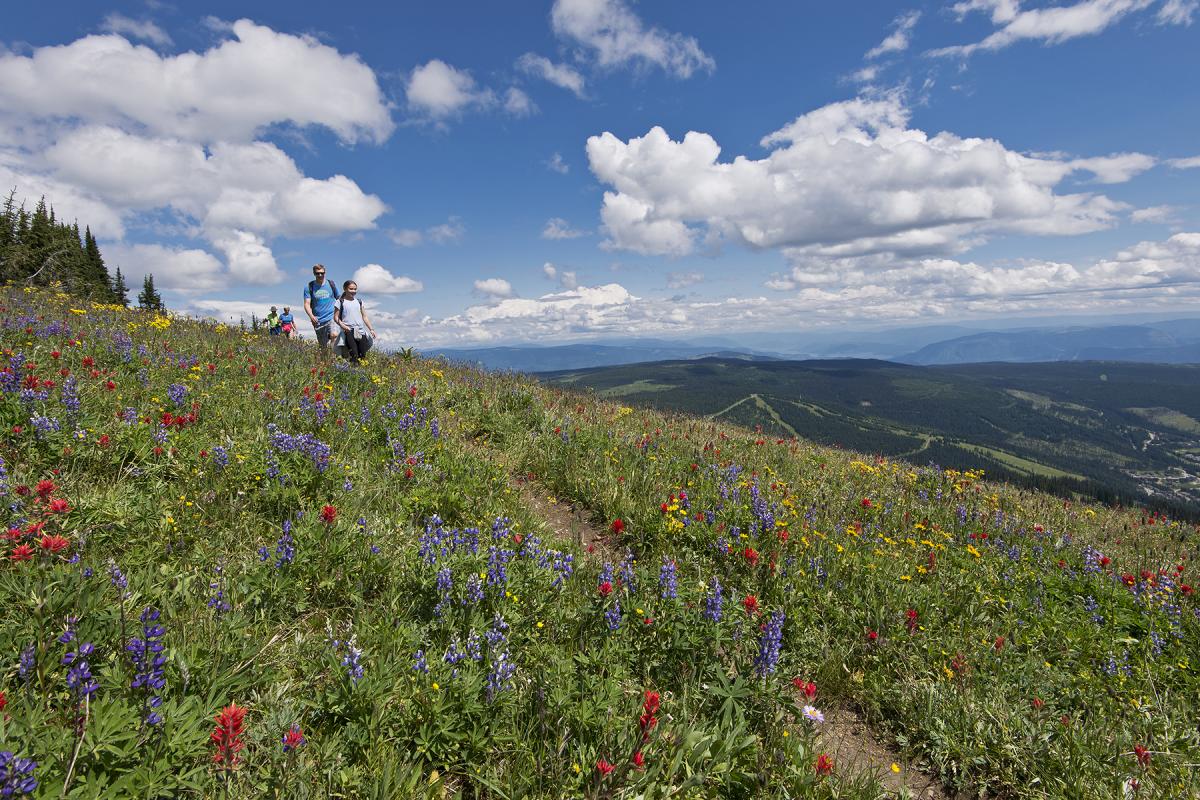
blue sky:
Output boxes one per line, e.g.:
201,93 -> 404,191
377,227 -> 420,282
2,0 -> 1198,346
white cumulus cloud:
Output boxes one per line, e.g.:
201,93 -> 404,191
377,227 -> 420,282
1157,0 -> 1198,24
352,264 -> 424,294
551,0 -> 715,78
0,22 -> 395,293
406,60 -> 495,120
100,13 -> 173,47
866,10 -> 921,59
516,53 -> 587,96
0,19 -> 393,144
542,217 -> 587,239
504,87 -> 537,116
586,94 -> 1141,260
104,242 -> 226,293
543,262 -> 579,289
1130,205 -> 1178,223
474,278 -> 515,298
933,0 -> 1184,58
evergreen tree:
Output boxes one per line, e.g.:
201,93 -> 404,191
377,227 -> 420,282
251,313 -> 260,331
111,267 -> 130,306
0,187 -> 129,300
82,227 -> 113,300
138,273 -> 164,312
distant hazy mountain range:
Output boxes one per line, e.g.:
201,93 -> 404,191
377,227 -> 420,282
429,341 -> 784,372
901,321 -> 1200,365
430,318 -> 1200,372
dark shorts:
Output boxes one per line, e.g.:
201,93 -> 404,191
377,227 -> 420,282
314,321 -> 335,347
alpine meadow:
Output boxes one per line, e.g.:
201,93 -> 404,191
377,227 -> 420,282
0,288 -> 1197,798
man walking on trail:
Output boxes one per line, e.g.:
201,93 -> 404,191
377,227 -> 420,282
303,264 -> 339,351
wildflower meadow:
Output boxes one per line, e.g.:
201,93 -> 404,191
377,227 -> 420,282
0,286 -> 1197,798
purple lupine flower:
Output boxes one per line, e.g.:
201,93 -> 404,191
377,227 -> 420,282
107,560 -> 128,595
18,643 -> 36,683
659,557 -> 677,600
63,641 -> 99,702
487,545 -> 513,587
127,607 -> 167,728
167,383 -> 188,407
57,616 -> 79,646
60,376 -> 80,420
272,521 -> 295,569
618,550 -> 637,594
704,577 -> 723,622
413,649 -> 429,673
598,562 -> 614,590
484,614 -> 515,701
753,611 -> 786,677
434,567 -> 453,617
341,641 -> 364,684
266,424 -> 332,473
549,550 -> 574,588
0,751 -> 38,796
463,574 -> 484,605
208,563 -> 232,617
211,446 -> 229,469
30,414 -> 60,438
604,599 -> 622,632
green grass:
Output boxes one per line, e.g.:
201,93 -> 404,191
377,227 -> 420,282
1127,407 -> 1200,434
597,379 -> 676,397
958,443 -> 1088,480
1,287 -> 1197,799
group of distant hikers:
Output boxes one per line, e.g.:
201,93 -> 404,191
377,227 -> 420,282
262,263 -> 379,362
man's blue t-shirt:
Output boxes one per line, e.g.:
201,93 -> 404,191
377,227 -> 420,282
304,278 -> 339,324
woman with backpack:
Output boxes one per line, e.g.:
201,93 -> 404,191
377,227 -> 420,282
333,279 -> 378,362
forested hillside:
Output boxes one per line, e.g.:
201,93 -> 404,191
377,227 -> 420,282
542,358 -> 1200,519
0,191 -> 126,304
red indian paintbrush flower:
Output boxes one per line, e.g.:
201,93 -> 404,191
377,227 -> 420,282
815,754 -> 834,776
793,678 -> 817,699
10,544 -> 34,562
38,534 -> 70,554
48,498 -> 70,514
211,702 -> 248,768
742,595 -> 759,615
35,480 -> 56,499
611,518 -> 625,535
595,759 -> 614,776
320,505 -> 337,525
1134,744 -> 1151,768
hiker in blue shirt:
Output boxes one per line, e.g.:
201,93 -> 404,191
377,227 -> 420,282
303,263 -> 339,350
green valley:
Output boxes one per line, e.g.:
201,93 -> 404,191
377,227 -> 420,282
541,358 -> 1200,517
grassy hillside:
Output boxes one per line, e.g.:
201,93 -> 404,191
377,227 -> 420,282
542,358 -> 1200,518
1,287 -> 1198,798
